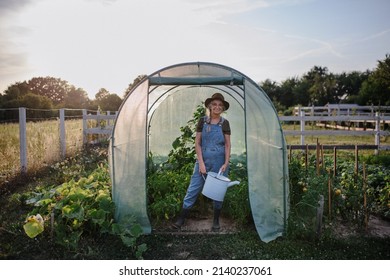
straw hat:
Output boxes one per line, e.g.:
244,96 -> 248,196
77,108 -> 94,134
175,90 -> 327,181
205,93 -> 230,110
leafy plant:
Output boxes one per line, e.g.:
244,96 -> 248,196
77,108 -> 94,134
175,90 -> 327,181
23,160 -> 146,259
147,105 -> 251,225
288,150 -> 390,240
147,105 -> 205,223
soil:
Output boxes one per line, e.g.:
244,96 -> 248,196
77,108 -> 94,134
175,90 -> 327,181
154,215 -> 239,235
153,210 -> 390,238
332,215 -> 390,238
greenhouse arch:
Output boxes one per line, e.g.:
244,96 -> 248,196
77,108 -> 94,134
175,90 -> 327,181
109,62 -> 289,243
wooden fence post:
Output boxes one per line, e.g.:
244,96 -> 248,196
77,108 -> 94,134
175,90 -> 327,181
328,169 -> 332,219
59,109 -> 66,159
316,195 -> 324,238
19,107 -> 27,174
316,139 -> 320,175
363,163 -> 368,231
355,145 -> 359,176
333,147 -> 337,177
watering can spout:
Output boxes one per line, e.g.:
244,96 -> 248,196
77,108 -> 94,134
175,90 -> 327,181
227,181 -> 240,187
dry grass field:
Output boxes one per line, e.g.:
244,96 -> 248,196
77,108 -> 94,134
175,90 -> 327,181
0,119 -> 84,184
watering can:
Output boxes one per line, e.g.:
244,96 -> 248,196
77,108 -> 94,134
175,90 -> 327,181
202,171 -> 240,202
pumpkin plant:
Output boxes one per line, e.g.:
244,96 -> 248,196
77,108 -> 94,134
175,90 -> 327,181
23,161 -> 147,259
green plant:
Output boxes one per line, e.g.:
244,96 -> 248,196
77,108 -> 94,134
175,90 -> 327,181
223,153 -> 251,224
23,161 -> 146,259
147,105 -> 251,225
287,154 -> 331,240
288,150 -> 390,240
147,105 -> 204,223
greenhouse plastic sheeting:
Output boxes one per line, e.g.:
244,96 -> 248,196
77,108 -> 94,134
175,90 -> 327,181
245,79 -> 289,242
109,62 -> 289,242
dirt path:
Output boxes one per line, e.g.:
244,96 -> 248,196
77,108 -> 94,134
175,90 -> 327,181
154,214 -> 390,238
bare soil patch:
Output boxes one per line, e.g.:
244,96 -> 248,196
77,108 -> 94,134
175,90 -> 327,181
332,215 -> 390,238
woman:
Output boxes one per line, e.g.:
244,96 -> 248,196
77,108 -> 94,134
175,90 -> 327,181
173,93 -> 231,231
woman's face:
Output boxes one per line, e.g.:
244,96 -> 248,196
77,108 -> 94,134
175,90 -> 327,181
209,100 -> 224,115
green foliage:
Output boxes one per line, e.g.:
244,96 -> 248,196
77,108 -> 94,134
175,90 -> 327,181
223,153 -> 251,224
288,151 -> 390,240
147,105 -> 205,222
147,105 -> 251,225
22,160 -> 146,259
334,161 -> 390,222
357,54 -> 390,106
287,154 -> 330,239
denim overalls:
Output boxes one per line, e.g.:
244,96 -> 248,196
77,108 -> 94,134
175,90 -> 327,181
182,117 -> 229,210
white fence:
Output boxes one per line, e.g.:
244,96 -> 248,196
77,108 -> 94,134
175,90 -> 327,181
292,104 -> 390,117
17,108 -> 116,174
5,105 -> 390,175
280,105 -> 390,151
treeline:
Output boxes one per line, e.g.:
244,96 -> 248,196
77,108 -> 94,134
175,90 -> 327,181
260,54 -> 390,115
1,54 -> 389,121
0,75 -> 145,121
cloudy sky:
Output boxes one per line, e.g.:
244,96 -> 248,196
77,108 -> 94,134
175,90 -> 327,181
1,0 -> 389,99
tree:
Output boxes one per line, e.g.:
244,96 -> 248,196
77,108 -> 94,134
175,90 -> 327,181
292,79 -> 311,106
3,93 -> 52,109
357,54 -> 390,106
260,79 -> 279,101
97,94 -> 123,112
1,77 -> 75,107
27,77 -> 71,105
301,66 -> 340,105
2,82 -> 30,103
62,87 -> 89,109
279,77 -> 299,109
124,75 -> 147,97
335,71 -> 370,104
95,88 -> 110,101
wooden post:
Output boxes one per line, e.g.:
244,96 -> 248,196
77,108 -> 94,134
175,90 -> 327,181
328,169 -> 332,219
363,163 -> 368,231
316,195 -> 324,238
316,139 -> 320,175
59,109 -> 66,159
355,144 -> 359,176
305,144 -> 308,171
19,107 -> 27,174
333,147 -> 337,177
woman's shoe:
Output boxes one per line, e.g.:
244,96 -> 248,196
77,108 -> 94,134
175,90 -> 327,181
172,208 -> 189,229
212,209 -> 221,231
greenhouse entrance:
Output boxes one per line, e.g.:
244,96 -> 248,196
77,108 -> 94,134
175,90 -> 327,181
109,62 -> 289,243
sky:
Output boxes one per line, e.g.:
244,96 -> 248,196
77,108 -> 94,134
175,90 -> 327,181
0,0 -> 389,99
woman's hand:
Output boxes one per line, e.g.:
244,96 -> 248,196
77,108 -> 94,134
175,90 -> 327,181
199,162 -> 207,174
219,163 -> 229,173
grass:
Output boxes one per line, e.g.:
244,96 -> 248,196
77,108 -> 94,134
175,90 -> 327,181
1,145 -> 389,260
283,123 -> 389,146
0,119 -> 84,185
2,228 -> 389,260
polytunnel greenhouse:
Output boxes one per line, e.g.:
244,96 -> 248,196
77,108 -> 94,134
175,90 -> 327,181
108,62 -> 289,243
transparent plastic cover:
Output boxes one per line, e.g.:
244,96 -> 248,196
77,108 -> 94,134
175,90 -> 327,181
109,62 -> 289,242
